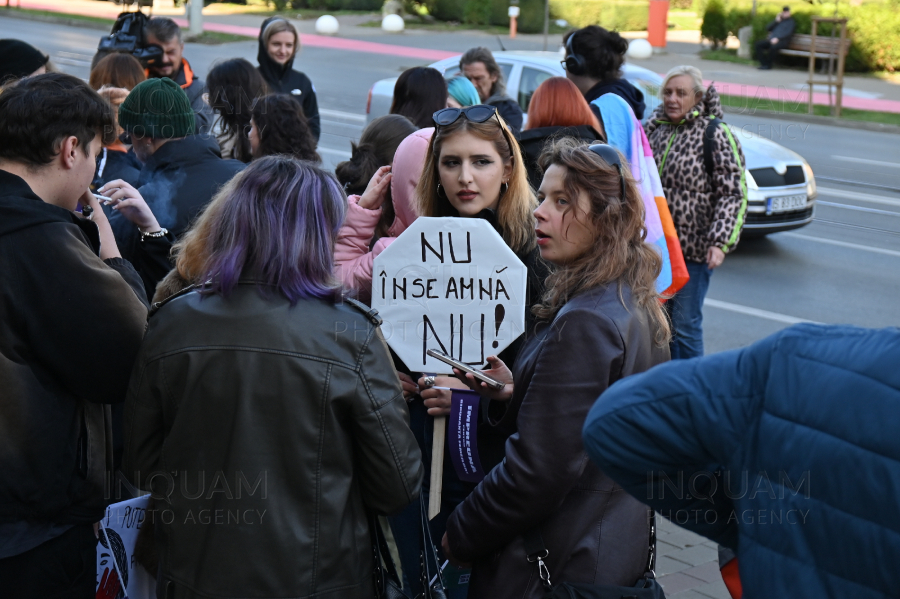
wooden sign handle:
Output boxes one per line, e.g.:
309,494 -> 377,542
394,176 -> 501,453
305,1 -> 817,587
428,415 -> 446,520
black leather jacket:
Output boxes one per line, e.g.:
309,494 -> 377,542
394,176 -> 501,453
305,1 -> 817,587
123,284 -> 423,598
445,283 -> 669,598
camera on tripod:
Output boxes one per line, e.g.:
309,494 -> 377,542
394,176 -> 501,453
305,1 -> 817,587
96,8 -> 163,69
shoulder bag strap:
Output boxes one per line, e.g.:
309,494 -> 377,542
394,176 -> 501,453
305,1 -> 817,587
704,117 -> 722,180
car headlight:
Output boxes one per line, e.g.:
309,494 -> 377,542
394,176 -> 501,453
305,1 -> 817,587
802,162 -> 816,198
745,169 -> 758,190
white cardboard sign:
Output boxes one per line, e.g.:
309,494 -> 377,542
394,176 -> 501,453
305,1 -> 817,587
95,494 -> 155,599
373,217 -> 527,373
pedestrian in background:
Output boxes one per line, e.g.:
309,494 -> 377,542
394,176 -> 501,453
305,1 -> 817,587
124,156 -> 423,599
755,6 -> 796,70
0,39 -> 49,83
89,52 -> 145,91
582,323 -> 900,599
249,93 -> 320,163
646,66 -> 747,359
446,75 -> 480,109
146,17 -> 214,132
563,26 -> 646,121
390,66 -> 448,128
518,76 -> 605,189
335,114 -> 417,242
0,73 -> 147,598
257,17 -> 320,141
444,139 -> 670,597
460,47 -> 524,134
207,58 -> 269,162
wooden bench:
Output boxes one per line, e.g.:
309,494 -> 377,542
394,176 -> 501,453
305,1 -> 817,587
780,34 -> 851,61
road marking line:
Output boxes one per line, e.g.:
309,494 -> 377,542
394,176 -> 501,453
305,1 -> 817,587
815,200 -> 900,217
319,109 -> 366,123
817,186 -> 900,208
781,233 -> 900,258
53,57 -> 91,68
703,299 -> 820,325
318,147 -> 352,159
831,155 -> 900,169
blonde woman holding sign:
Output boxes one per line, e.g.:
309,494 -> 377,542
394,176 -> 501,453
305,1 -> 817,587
442,139 -> 671,598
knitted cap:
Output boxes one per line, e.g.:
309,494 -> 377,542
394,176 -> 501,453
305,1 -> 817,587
0,39 -> 49,82
118,77 -> 196,139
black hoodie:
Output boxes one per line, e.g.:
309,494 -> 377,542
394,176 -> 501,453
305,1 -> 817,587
0,169 -> 147,528
257,18 -> 321,141
584,77 -> 646,121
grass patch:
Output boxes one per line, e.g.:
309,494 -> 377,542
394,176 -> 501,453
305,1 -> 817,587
699,48 -> 755,66
667,10 -> 700,29
184,30 -> 254,44
720,92 -> 900,126
202,1 -> 375,18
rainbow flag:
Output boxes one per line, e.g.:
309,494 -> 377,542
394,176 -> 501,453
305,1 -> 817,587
592,94 -> 689,297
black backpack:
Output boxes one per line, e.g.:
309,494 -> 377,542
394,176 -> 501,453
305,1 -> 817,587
96,10 -> 163,68
702,117 -> 724,177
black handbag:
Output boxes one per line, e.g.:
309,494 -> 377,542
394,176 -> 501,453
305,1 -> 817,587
371,495 -> 448,599
524,512 -> 667,599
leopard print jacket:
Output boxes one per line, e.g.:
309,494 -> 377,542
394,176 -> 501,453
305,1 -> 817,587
646,85 -> 747,263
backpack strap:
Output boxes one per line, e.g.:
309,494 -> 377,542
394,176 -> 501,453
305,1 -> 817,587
704,117 -> 723,178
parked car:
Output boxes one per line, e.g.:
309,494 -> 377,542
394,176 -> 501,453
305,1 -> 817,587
366,51 -> 816,236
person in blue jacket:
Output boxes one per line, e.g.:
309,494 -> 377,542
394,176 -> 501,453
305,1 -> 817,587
582,323 -> 900,599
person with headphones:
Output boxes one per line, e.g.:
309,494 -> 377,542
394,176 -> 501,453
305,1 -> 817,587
562,26 -> 646,121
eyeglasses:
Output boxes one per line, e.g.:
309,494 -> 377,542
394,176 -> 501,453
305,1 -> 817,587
588,143 -> 626,201
432,104 -> 499,127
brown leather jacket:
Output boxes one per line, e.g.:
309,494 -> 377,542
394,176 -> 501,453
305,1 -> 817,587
445,283 -> 669,598
123,283 -> 423,598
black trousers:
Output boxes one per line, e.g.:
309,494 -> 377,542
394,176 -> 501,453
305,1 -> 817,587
0,523 -> 97,599
755,38 -> 788,67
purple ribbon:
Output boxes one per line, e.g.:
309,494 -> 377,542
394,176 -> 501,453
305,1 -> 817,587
449,389 -> 485,482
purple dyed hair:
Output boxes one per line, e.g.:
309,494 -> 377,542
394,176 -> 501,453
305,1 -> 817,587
195,155 -> 346,304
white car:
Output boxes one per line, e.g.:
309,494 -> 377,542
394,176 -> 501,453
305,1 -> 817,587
366,51 -> 815,236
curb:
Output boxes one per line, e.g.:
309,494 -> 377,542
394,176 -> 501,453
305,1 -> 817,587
723,105 -> 900,135
1,8 -> 112,32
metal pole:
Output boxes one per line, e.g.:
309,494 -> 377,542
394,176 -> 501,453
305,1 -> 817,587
542,0 -> 549,51
189,0 -> 203,36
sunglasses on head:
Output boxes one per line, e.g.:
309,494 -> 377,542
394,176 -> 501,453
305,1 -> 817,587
432,104 -> 499,127
588,143 -> 626,201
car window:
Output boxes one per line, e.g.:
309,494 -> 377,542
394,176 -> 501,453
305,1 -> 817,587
518,67 -> 553,113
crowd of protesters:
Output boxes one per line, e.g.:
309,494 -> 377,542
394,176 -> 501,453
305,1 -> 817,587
1,15 -> 898,599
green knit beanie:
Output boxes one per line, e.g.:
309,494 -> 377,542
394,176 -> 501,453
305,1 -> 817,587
118,77 -> 196,139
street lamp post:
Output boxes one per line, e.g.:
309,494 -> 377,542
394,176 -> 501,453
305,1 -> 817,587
189,0 -> 203,37
542,0 -> 549,50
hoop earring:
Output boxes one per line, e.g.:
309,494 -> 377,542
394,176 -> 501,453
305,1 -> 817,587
500,182 -> 509,196
437,182 -> 445,197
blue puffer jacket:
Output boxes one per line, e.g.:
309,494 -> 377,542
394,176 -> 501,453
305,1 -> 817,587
582,324 -> 900,599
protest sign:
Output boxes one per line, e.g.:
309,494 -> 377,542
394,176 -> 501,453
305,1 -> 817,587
373,217 -> 527,517
96,494 -> 155,599
372,217 -> 527,373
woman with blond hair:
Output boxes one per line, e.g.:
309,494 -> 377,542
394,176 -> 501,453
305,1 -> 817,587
256,17 -> 320,140
443,138 -> 670,597
646,65 -> 747,359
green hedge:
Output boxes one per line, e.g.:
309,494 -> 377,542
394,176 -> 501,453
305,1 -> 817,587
708,2 -> 900,72
551,0 -> 649,31
427,0 -> 648,32
284,0 -> 381,9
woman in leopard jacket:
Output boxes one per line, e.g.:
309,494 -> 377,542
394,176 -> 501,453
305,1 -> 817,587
646,65 -> 747,359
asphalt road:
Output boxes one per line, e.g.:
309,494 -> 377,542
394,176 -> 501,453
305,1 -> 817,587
3,17 -> 899,356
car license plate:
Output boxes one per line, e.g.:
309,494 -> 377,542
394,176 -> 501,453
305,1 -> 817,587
766,194 -> 807,215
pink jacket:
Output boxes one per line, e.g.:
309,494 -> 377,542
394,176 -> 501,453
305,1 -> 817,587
334,128 -> 433,301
